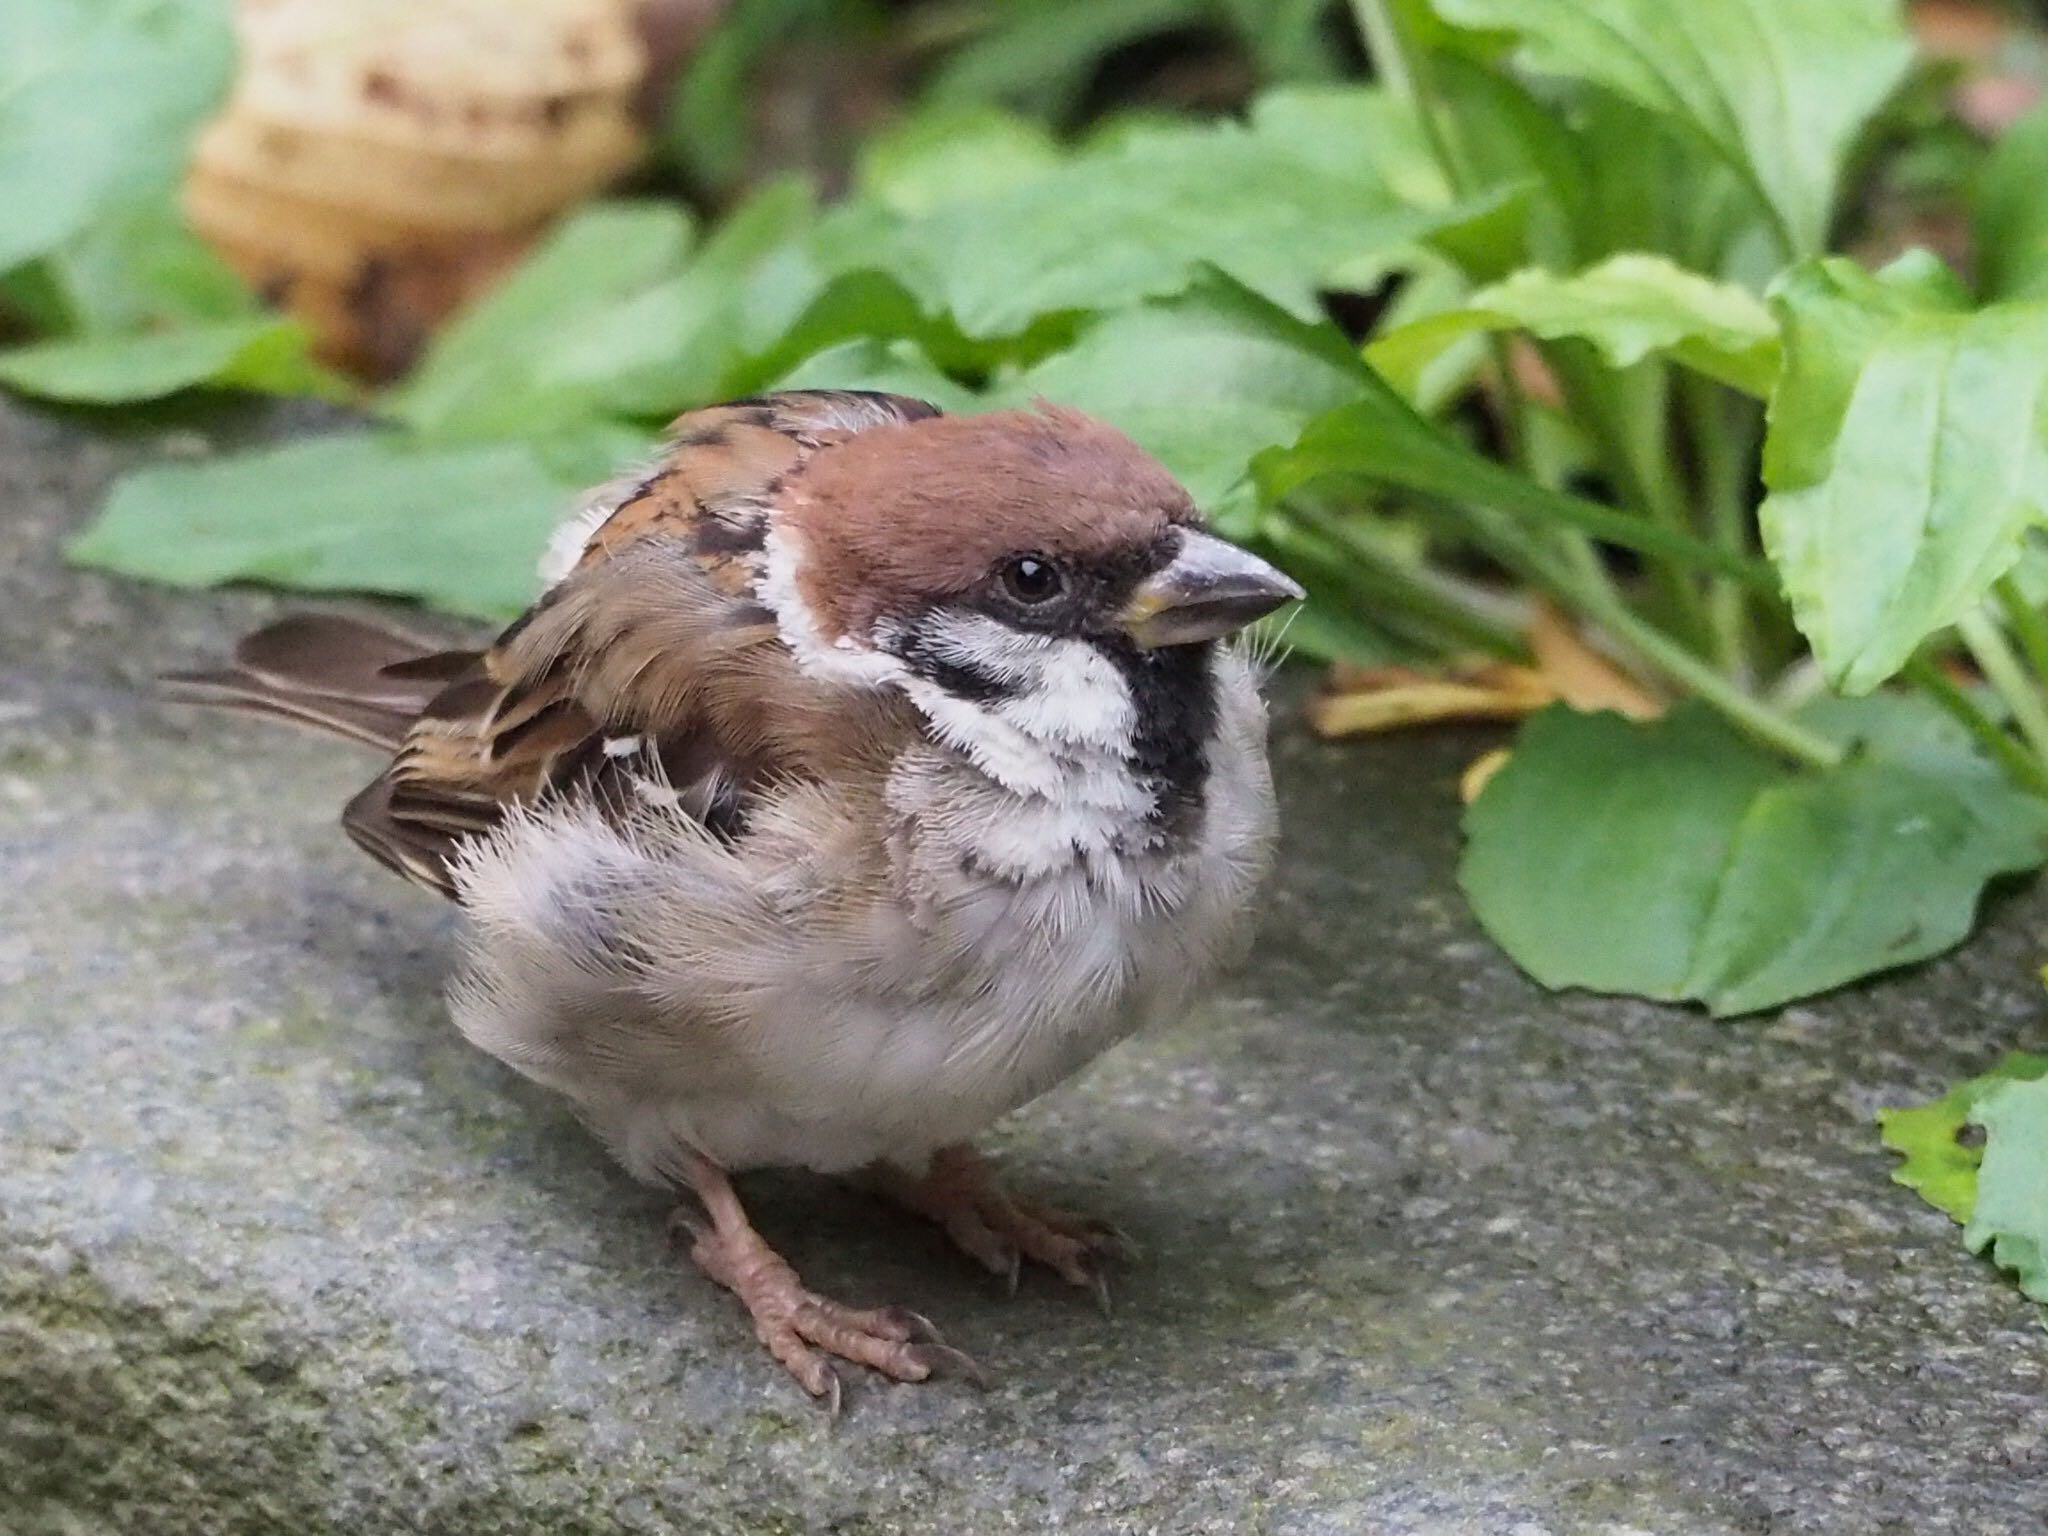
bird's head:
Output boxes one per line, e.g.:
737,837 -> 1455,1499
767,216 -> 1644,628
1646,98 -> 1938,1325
762,405 -> 1301,737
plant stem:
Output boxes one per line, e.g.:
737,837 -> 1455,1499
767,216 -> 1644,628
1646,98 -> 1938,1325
1682,372 -> 1758,680
1349,0 -> 1416,104
1958,608 -> 2048,770
1995,574 -> 2048,696
1574,576 -> 1844,769
1547,348 -> 1714,654
1287,505 -> 1529,659
1904,656 -> 2048,798
1459,502 -> 1843,768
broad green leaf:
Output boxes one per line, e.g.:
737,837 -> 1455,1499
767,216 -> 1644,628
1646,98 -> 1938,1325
537,180 -> 826,419
1761,256 -> 2048,694
1967,1074 -> 2048,1302
1430,0 -> 1913,257
68,430 -> 635,618
885,117 -> 1475,336
1461,696 -> 2048,1016
1244,85 -> 1446,208
1973,99 -> 2048,304
388,203 -> 694,438
1881,1052 -> 2048,1226
1369,255 -> 1781,399
1000,276 -> 1370,536
772,338 -> 983,414
0,0 -> 234,273
32,198 -> 256,334
0,317 -> 342,403
854,104 -> 1060,216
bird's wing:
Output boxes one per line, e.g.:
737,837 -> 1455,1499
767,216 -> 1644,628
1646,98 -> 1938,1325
346,390 -> 939,896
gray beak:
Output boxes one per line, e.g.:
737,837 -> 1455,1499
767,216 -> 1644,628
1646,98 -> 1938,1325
1119,529 -> 1304,649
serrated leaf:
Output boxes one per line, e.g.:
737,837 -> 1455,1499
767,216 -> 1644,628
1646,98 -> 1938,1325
1760,256 -> 2048,694
0,0 -> 234,272
1429,0 -> 1912,258
1967,1074 -> 2048,1302
1881,1052 -> 2048,1226
0,318 -> 343,403
68,430 -> 640,619
1461,696 -> 2048,1016
1369,254 -> 1781,399
884,116 -> 1480,336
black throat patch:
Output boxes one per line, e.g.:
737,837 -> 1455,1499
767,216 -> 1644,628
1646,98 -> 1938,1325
1093,636 -> 1219,836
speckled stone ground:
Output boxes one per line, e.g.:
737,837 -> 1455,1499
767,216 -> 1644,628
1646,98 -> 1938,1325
3,396 -> 2046,1535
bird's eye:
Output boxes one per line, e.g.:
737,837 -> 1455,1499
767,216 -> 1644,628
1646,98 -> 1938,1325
999,556 -> 1065,606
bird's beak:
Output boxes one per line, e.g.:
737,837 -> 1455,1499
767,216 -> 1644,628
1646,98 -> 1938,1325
1119,529 -> 1305,649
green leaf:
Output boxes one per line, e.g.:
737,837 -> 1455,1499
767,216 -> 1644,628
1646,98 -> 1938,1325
1254,369 -> 1763,582
1000,275 -> 1371,536
854,103 -> 1060,217
1430,0 -> 1913,257
1967,1074 -> 2048,1302
771,337 -> 983,414
1369,254 -> 1781,398
1243,85 -> 1446,208
1761,256 -> 2048,694
0,317 -> 342,403
884,116 -> 1478,336
32,197 -> 257,334
1881,1052 -> 2048,1226
923,0 -> 1200,118
0,0 -> 234,273
1973,98 -> 2048,304
1460,696 -> 2048,1016
387,203 -> 695,439
68,430 -> 637,618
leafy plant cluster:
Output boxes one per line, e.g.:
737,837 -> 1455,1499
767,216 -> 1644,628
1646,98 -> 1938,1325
10,0 -> 2048,1299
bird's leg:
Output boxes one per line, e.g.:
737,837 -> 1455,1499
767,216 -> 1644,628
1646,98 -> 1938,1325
671,1152 -> 982,1408
869,1144 -> 1131,1310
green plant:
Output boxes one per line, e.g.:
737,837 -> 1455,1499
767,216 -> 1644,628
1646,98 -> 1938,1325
18,0 -> 2048,1025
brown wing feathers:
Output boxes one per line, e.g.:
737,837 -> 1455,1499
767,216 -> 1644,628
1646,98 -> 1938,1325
160,613 -> 480,753
164,390 -> 943,899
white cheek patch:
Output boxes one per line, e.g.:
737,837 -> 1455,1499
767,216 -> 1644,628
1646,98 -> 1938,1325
758,523 -> 906,689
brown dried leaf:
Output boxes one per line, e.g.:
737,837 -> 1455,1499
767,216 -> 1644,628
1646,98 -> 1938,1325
1526,598 -> 1665,719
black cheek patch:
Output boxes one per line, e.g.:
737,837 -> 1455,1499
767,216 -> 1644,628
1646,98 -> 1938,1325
892,613 -> 1020,705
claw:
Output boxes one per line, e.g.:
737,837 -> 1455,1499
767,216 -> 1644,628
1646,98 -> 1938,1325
885,1307 -> 948,1346
1003,1246 -> 1023,1298
911,1343 -> 991,1390
1086,1221 -> 1141,1262
1087,1265 -> 1113,1319
666,1201 -> 710,1246
819,1365 -> 843,1421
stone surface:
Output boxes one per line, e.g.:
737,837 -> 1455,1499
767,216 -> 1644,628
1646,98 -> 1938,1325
3,395 -> 2047,1535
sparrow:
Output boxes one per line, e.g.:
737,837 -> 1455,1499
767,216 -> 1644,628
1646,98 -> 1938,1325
169,390 -> 1300,1405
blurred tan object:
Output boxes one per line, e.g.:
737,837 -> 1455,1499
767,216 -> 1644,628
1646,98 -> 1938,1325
185,0 -> 652,377
1525,598 -> 1664,719
1307,659 -> 1557,738
1310,602 -> 1663,741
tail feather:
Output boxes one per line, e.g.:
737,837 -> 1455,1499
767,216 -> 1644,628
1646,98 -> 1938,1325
161,614 -> 484,754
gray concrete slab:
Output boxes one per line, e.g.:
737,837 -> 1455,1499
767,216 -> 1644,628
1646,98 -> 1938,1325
3,397 -> 2044,1535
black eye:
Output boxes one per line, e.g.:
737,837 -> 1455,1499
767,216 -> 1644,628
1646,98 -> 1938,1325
999,556 -> 1064,606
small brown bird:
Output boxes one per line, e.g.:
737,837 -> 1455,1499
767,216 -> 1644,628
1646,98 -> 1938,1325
171,391 -> 1299,1404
